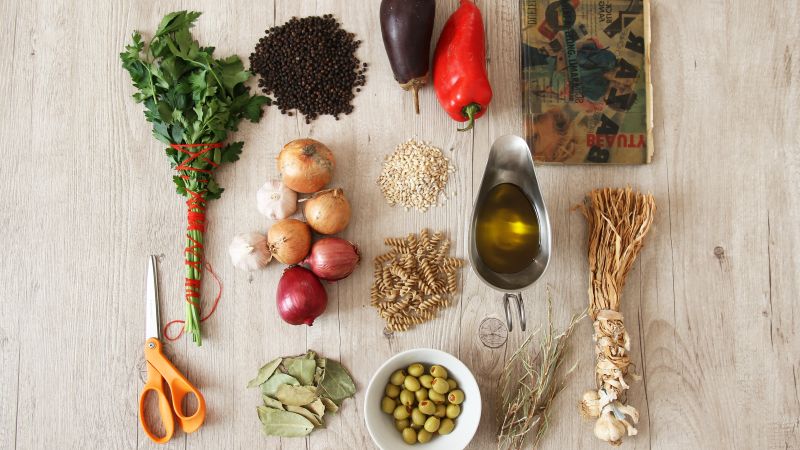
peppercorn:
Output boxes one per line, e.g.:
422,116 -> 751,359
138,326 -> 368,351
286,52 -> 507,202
249,15 -> 367,122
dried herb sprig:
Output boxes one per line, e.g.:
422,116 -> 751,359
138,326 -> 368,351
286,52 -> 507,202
497,293 -> 585,450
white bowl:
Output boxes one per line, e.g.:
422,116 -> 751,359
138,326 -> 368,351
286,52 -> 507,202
364,348 -> 482,450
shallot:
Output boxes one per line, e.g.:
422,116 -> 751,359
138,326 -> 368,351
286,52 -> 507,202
303,238 -> 360,281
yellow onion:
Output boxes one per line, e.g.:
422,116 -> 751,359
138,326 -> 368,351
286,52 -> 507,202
278,139 -> 335,194
267,219 -> 312,265
304,188 -> 351,235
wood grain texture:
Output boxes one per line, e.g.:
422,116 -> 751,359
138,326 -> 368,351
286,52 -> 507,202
0,0 -> 798,449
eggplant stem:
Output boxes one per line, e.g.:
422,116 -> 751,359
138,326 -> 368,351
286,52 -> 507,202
412,85 -> 420,115
459,103 -> 482,132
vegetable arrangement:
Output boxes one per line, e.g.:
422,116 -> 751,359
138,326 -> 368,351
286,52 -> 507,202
577,188 -> 656,446
227,138 -> 360,327
248,351 -> 356,438
120,11 -> 269,345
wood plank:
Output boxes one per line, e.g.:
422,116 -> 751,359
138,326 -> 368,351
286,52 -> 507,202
0,0 -> 799,449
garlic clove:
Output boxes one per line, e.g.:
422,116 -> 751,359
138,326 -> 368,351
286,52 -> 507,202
257,180 -> 298,220
229,232 -> 272,271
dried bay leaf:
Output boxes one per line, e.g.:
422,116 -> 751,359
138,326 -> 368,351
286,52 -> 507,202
276,384 -> 318,406
261,373 -> 300,397
319,359 -> 356,404
287,405 -> 323,427
262,395 -> 284,410
257,406 -> 314,437
320,397 -> 339,413
248,357 -> 282,388
306,398 -> 326,418
286,358 -> 316,386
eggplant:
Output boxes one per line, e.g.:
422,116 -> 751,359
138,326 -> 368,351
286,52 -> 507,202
380,0 -> 436,114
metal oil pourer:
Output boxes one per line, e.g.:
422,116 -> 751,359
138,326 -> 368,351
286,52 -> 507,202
468,135 -> 552,331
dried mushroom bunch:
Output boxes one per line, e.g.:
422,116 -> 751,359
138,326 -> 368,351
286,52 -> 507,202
370,229 -> 464,331
577,188 -> 656,446
248,351 -> 356,437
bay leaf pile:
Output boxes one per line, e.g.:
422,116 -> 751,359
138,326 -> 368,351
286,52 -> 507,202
248,351 -> 356,437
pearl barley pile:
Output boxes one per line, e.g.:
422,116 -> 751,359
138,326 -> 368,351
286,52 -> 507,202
378,140 -> 454,212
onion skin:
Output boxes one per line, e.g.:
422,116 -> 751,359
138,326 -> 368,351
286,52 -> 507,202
278,139 -> 335,194
276,266 -> 327,326
304,188 -> 351,235
303,238 -> 361,281
267,219 -> 312,265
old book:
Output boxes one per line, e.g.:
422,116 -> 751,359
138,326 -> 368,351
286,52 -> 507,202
521,0 -> 653,164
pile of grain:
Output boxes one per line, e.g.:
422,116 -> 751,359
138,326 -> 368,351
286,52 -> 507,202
370,229 -> 464,332
378,139 -> 453,212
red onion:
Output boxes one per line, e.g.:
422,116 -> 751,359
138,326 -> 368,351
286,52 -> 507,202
276,266 -> 327,326
303,237 -> 361,281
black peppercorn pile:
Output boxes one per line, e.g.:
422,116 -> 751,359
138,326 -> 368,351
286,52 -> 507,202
249,15 -> 367,123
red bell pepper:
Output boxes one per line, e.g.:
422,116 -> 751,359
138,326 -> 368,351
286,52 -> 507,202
433,0 -> 493,132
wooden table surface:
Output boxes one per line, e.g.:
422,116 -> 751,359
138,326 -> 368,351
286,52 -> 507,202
1,0 -> 799,449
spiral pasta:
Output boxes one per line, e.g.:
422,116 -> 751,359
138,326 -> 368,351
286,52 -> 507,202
370,229 -> 464,332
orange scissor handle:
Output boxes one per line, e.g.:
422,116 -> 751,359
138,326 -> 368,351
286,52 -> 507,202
139,338 -> 206,443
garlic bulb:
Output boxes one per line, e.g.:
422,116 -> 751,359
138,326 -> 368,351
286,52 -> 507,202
580,390 -> 602,418
229,233 -> 272,271
594,410 -> 627,446
257,180 -> 297,220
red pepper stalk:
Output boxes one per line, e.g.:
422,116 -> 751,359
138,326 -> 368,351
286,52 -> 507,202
433,0 -> 493,132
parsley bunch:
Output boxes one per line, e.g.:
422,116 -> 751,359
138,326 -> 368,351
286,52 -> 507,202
121,11 -> 268,345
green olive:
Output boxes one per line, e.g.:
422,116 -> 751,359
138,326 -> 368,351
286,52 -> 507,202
447,389 -> 465,405
417,429 -> 433,444
418,400 -> 436,415
395,419 -> 410,432
393,405 -> 411,420
430,365 -> 448,379
402,427 -> 417,445
419,374 -> 434,389
434,403 -> 446,418
404,375 -> 421,392
385,384 -> 400,398
411,408 -> 427,426
407,363 -> 425,377
415,388 -> 428,402
399,389 -> 415,406
381,396 -> 397,414
411,423 -> 422,430
390,370 -> 406,386
423,416 -> 441,433
431,377 -> 450,394
428,389 -> 446,404
438,418 -> 455,435
446,404 -> 461,418
447,379 -> 458,390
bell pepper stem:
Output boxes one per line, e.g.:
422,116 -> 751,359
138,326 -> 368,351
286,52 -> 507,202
459,103 -> 482,132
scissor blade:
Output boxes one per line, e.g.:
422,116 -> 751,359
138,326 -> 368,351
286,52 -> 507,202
145,255 -> 160,340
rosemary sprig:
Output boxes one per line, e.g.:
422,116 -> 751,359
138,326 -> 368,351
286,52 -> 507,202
497,293 -> 585,450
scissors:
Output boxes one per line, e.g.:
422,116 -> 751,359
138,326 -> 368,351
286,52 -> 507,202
139,255 -> 206,444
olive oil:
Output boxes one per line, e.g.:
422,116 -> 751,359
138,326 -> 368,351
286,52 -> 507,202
475,183 -> 540,274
